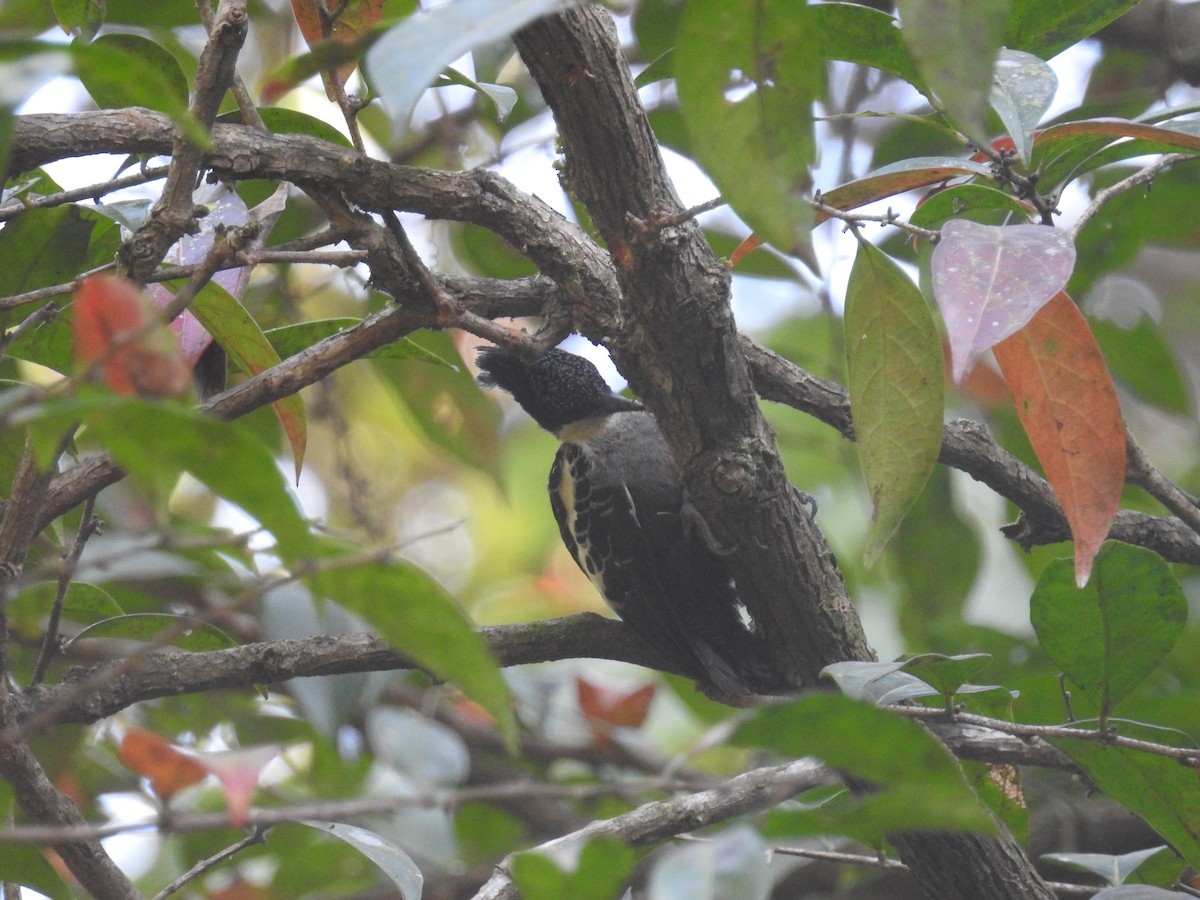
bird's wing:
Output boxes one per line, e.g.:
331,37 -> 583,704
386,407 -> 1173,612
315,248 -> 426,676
549,443 -> 757,697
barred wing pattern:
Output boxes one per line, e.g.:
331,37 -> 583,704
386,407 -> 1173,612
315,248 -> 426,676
549,441 -> 759,698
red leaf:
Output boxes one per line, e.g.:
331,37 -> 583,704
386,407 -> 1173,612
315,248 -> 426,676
993,293 -> 1126,586
816,159 -> 992,222
119,728 -> 207,800
1034,117 -> 1200,154
576,678 -> 656,746
73,275 -> 191,398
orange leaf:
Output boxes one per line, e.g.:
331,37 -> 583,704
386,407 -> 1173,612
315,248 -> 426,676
290,0 -> 384,100
730,235 -> 764,268
575,678 -> 656,746
993,292 -> 1126,586
73,275 -> 191,398
118,728 -> 207,800
945,342 -> 1011,407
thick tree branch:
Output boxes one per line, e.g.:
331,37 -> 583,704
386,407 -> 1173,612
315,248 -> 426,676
10,615 -> 668,729
515,2 -> 868,698
0,711 -> 140,899
8,110 -> 1200,568
475,758 -> 831,900
117,0 -> 248,282
512,8 -> 1054,899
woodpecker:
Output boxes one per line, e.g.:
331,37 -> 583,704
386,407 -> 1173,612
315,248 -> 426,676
477,347 -> 768,700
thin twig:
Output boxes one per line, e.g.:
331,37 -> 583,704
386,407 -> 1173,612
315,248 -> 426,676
1124,429 -> 1200,535
0,774 -> 704,845
770,846 -> 1096,896
773,845 -> 906,870
627,196 -> 726,234
151,826 -> 267,900
157,221 -> 262,324
0,301 -> 60,357
30,496 -> 100,686
1067,153 -> 1195,242
811,198 -> 941,243
197,0 -> 266,132
117,0 -> 249,282
898,705 -> 1200,766
0,166 -> 171,222
475,759 -> 829,899
0,242 -> 363,311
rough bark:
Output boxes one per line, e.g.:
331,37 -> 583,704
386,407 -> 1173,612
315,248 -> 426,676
513,8 -> 1055,899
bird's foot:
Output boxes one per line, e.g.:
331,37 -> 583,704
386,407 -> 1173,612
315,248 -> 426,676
680,499 -> 737,556
793,486 -> 818,520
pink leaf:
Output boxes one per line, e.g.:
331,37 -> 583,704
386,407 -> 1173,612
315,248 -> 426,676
196,744 -> 281,828
147,184 -> 289,365
932,219 -> 1075,382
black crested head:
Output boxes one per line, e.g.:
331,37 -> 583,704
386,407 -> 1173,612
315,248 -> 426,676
477,347 -> 643,434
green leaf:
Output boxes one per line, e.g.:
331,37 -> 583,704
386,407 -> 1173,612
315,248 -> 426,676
52,0 -> 104,39
735,693 -> 994,841
7,582 -> 124,636
805,3 -> 924,91
377,331 -> 503,483
216,107 -> 354,149
265,320 -> 457,363
740,696 -> 994,845
648,827 -> 769,899
633,0 -> 685,71
676,0 -> 822,255
0,208 -> 119,371
102,0 -> 203,27
909,183 -> 1034,231
964,759 -> 1028,846
182,279 -> 307,478
71,34 -> 211,149
894,469 -> 982,644
23,393 -> 313,561
296,821 -> 423,898
900,653 -> 992,698
305,540 -> 516,750
0,837 -> 73,899
366,0 -> 567,139
511,837 -> 639,900
895,0 -> 1009,146
1088,315 -> 1190,416
818,159 -> 994,222
68,613 -> 238,651
1090,888 -> 1186,899
1041,846 -> 1175,887
452,223 -> 539,280
1052,728 -> 1200,873
845,238 -> 943,565
438,67 -> 517,122
1069,163 -> 1200,297
1004,0 -> 1145,60
822,660 -> 941,706
1030,543 -> 1187,720
0,1 -> 57,30
1035,118 -> 1200,164
988,49 -> 1057,165
0,206 -> 103,302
